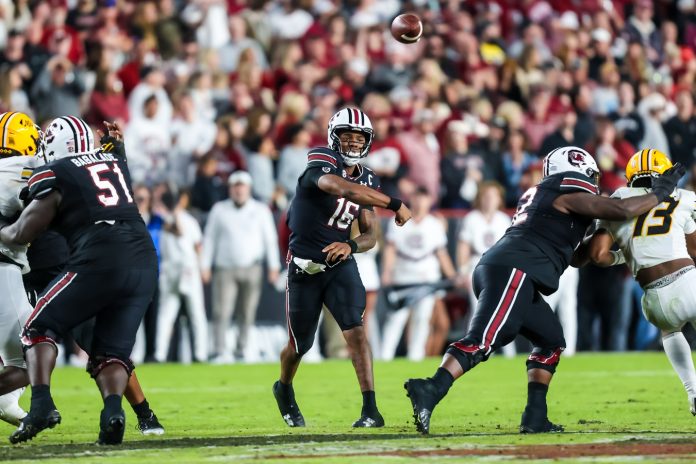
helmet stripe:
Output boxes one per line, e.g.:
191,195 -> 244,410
352,108 -> 360,126
640,149 -> 648,171
59,117 -> 80,153
359,110 -> 365,126
346,108 -> 352,124
74,116 -> 92,151
2,112 -> 18,147
647,149 -> 653,171
66,116 -> 87,152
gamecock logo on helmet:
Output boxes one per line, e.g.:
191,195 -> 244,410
567,149 -> 586,166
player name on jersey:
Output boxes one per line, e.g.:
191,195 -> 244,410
69,151 -> 118,167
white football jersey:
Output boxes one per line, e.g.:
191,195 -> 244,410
458,210 -> 511,256
385,214 -> 447,285
598,187 -> 696,277
0,156 -> 40,271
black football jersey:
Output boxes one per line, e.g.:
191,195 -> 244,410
27,145 -> 156,271
288,147 -> 381,263
479,172 -> 597,294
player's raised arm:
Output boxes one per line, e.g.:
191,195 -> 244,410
317,173 -> 411,225
587,229 -> 624,267
554,164 -> 685,220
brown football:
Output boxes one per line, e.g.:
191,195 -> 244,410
390,13 -> 423,44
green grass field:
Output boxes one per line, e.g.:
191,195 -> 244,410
0,353 -> 695,463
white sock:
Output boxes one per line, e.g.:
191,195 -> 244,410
663,332 -> 696,398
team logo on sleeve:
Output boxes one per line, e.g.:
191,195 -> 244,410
322,167 -> 331,173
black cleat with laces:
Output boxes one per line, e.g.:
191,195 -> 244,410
9,409 -> 62,444
97,409 -> 126,445
404,378 -> 443,435
519,408 -> 564,433
273,381 -> 305,427
352,410 -> 385,428
137,412 -> 165,436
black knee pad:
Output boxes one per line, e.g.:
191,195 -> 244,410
21,327 -> 59,352
526,347 -> 564,374
446,341 -> 489,372
87,355 -> 135,379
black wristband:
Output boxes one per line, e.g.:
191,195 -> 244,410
387,197 -> 402,212
346,239 -> 358,254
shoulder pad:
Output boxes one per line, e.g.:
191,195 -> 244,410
27,166 -> 58,200
558,172 -> 599,195
306,147 -> 340,171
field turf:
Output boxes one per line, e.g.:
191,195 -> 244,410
0,353 -> 695,463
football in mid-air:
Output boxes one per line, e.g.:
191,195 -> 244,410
390,13 -> 423,44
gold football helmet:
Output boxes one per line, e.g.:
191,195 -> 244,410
0,111 -> 41,158
625,148 -> 673,187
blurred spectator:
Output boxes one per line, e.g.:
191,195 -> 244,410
380,187 -> 456,361
623,0 -> 662,64
588,118 -> 635,193
638,92 -> 670,155
664,90 -> 696,168
0,64 -> 32,116
268,0 -> 313,40
397,108 -> 441,201
85,68 -> 128,127
609,82 -> 645,149
124,94 -> 172,185
155,189 -> 208,363
30,55 -> 85,123
577,264 -> 626,351
202,172 -> 280,362
276,123 -> 311,203
190,154 -> 227,215
439,121 -> 485,209
134,184 -> 164,362
169,91 -> 217,187
218,15 -> 268,73
128,66 -> 173,126
360,94 -> 408,199
500,130 -> 534,207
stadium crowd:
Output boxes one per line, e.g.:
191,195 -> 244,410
2,0 -> 696,362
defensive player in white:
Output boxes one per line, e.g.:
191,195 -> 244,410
381,186 -> 456,361
0,112 -> 43,425
456,182 -> 514,356
587,149 -> 696,414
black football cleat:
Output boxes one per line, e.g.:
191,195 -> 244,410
273,381 -> 305,427
137,412 -> 165,436
520,409 -> 564,433
9,409 -> 61,444
97,409 -> 126,445
352,411 -> 385,428
404,378 -> 442,435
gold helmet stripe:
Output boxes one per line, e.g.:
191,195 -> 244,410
640,149 -> 647,171
2,112 -> 20,147
648,149 -> 654,171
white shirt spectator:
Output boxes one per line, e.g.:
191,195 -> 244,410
169,117 -> 217,186
124,116 -> 172,185
128,84 -> 173,127
159,209 -> 203,290
458,210 -> 511,257
268,7 -> 313,39
385,214 -> 447,285
201,198 -> 280,271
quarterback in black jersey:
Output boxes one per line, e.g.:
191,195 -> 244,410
0,121 -> 158,445
274,108 -> 411,428
404,146 -> 685,435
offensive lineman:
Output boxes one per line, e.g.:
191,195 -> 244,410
274,107 -> 411,428
404,146 -> 684,434
21,116 -> 164,435
1,121 -> 158,444
587,149 -> 696,416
